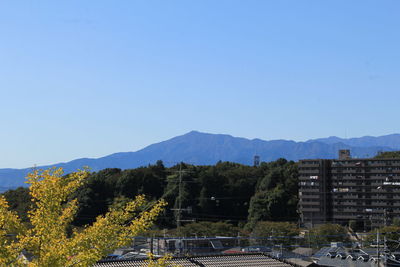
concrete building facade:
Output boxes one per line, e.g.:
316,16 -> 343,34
299,150 -> 400,229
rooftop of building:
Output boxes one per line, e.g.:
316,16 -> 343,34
93,253 -> 301,267
312,246 -> 382,267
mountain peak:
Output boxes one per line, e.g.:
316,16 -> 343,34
185,130 -> 204,135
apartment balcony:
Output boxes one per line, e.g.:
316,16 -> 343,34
332,214 -> 359,220
301,207 -> 321,212
299,163 -> 321,168
299,201 -> 320,206
298,169 -> 321,174
298,176 -> 320,181
300,188 -> 320,193
335,208 -> 359,213
300,194 -> 321,199
339,182 -> 359,186
333,201 -> 355,206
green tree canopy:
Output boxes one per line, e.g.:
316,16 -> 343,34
374,151 -> 400,159
308,224 -> 349,248
251,221 -> 299,246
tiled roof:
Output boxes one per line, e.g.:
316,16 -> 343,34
291,248 -> 314,257
316,256 -> 375,267
94,253 -> 296,267
192,254 -> 293,267
94,258 -> 198,267
312,247 -> 332,258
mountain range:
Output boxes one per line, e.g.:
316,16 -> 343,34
1,131 -> 399,190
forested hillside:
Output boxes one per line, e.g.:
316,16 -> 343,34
3,159 -> 298,230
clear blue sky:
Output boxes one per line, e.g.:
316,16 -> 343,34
1,1 -> 400,168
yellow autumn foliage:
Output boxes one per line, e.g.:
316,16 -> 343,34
146,253 -> 173,267
0,167 -> 167,267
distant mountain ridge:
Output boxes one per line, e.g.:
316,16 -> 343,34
308,134 -> 400,149
0,131 -> 399,190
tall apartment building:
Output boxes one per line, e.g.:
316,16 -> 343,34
299,150 -> 400,229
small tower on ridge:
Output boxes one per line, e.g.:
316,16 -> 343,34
254,155 -> 260,167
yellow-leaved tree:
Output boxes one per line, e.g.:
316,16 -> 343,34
0,167 -> 167,267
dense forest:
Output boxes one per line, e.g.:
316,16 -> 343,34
3,159 -> 298,231
374,151 -> 400,159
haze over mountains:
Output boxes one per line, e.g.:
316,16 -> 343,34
1,131 -> 399,190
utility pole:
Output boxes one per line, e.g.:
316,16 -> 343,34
170,163 -> 193,234
384,234 -> 388,267
377,230 -> 380,267
270,229 -> 274,247
177,163 -> 183,230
